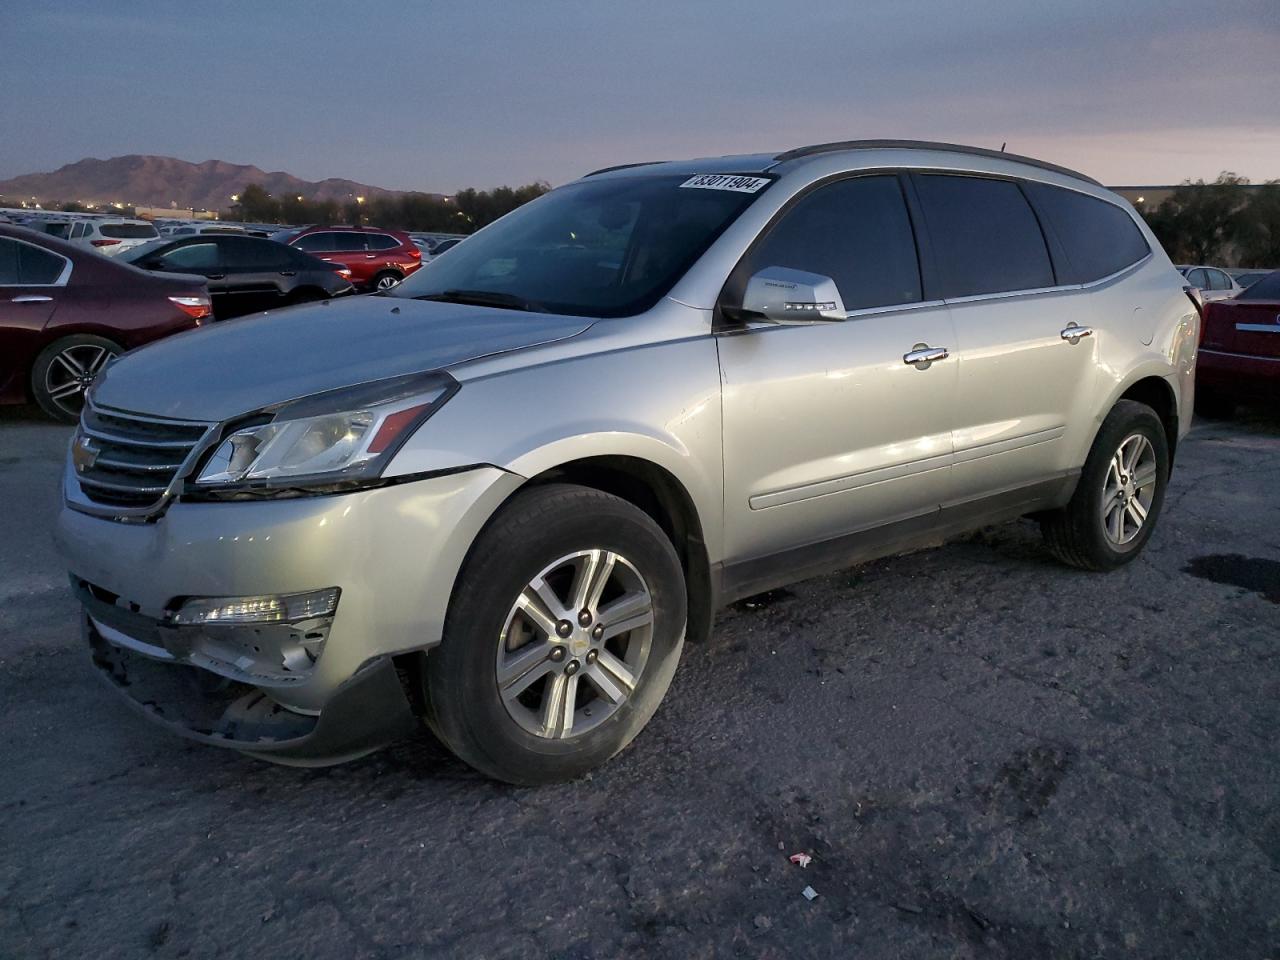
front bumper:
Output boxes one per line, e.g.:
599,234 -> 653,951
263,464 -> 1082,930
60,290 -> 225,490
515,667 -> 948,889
86,613 -> 416,766
57,465 -> 525,714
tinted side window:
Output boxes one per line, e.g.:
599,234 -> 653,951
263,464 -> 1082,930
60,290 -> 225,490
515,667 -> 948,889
366,233 -> 400,251
335,232 -> 368,252
913,175 -> 1053,298
18,243 -> 65,283
221,237 -> 290,269
1208,269 -> 1233,291
0,239 -> 20,284
1186,268 -> 1208,288
292,232 -> 333,253
1024,183 -> 1150,284
159,242 -> 220,270
739,175 -> 921,311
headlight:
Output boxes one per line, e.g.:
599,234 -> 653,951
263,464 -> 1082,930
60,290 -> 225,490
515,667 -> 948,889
192,371 -> 456,492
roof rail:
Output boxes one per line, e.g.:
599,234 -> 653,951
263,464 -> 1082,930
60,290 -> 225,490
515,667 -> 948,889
582,160 -> 666,178
770,140 -> 1101,186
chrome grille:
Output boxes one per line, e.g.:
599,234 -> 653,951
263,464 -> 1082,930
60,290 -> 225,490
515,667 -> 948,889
75,404 -> 212,512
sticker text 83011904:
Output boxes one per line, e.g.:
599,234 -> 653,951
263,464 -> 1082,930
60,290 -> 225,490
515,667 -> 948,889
678,174 -> 771,193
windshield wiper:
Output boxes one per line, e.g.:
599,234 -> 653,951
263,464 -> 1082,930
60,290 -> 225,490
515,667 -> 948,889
414,289 -> 549,313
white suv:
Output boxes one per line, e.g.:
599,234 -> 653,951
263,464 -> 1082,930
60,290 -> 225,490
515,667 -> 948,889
57,141 -> 1199,784
67,218 -> 159,256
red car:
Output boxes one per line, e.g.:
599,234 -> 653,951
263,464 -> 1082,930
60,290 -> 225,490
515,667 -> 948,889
0,225 -> 211,422
281,225 -> 422,291
1196,269 -> 1280,416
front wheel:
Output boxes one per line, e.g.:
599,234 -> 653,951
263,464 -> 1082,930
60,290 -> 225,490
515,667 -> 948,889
423,484 -> 687,784
1040,400 -> 1169,571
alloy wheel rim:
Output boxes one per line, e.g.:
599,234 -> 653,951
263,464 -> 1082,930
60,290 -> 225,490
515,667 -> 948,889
45,345 -> 112,418
496,549 -> 654,740
376,275 -> 399,290
1101,432 -> 1157,546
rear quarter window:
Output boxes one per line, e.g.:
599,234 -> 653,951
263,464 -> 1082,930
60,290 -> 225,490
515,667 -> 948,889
0,239 -> 65,284
1024,183 -> 1150,284
365,233 -> 401,251
912,175 -> 1054,298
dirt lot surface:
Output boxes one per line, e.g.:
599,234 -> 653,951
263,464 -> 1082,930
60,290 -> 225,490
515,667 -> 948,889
2,404 -> 1278,959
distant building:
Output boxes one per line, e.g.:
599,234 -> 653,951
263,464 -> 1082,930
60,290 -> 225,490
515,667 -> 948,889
135,205 -> 218,221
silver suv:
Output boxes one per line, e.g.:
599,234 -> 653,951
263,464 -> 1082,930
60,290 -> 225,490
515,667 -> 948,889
56,141 -> 1199,784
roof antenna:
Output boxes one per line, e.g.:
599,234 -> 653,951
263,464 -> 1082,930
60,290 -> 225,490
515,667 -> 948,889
1000,142 -> 1007,152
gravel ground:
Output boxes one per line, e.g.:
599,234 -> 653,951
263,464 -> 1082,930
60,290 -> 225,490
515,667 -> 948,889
2,403 -> 1278,960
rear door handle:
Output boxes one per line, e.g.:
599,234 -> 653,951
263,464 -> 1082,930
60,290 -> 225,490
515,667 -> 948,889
1061,324 -> 1093,343
278,271 -> 296,277
903,345 -> 949,367
206,274 -> 226,280
12,295 -> 54,303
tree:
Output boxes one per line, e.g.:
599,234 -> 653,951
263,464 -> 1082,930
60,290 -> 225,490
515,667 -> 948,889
1141,173 -> 1250,263
1234,181 -> 1280,267
220,181 -> 551,232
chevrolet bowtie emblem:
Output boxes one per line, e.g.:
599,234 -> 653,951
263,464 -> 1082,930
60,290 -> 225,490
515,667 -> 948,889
72,435 -> 100,473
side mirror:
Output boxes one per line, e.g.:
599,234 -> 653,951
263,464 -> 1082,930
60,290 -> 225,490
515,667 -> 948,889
737,266 -> 846,324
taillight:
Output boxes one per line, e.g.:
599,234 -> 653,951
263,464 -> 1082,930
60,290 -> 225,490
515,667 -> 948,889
91,238 -> 121,247
407,247 -> 421,260
1184,285 -> 1206,343
169,295 -> 213,322
337,268 -> 353,279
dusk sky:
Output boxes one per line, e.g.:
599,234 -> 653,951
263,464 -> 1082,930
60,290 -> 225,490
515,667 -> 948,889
6,0 -> 1278,192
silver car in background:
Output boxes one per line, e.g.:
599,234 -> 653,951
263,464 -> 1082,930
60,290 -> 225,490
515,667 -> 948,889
56,140 -> 1199,784
1178,264 -> 1241,302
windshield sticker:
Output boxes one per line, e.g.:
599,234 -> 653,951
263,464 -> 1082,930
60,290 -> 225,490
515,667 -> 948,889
679,174 -> 770,193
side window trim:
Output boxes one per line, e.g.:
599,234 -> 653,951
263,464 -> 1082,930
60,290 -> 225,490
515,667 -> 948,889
910,171 -> 1154,304
0,238 -> 73,288
715,168 -> 934,327
908,171 -> 1056,300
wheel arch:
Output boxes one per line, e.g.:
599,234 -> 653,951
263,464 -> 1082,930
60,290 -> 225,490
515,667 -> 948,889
1116,374 -> 1180,465
514,455 -> 716,644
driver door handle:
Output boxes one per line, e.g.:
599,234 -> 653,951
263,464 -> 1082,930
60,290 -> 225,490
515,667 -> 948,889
278,271 -> 296,277
903,345 -> 950,366
12,295 -> 54,303
1061,324 -> 1093,343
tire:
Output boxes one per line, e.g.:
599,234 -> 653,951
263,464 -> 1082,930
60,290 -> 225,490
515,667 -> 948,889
1040,400 -> 1169,571
31,334 -> 123,423
1194,386 -> 1235,419
372,271 -> 402,292
423,484 -> 687,785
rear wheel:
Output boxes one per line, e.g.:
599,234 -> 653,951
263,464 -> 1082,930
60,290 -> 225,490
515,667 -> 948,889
423,484 -> 687,785
31,335 -> 122,423
372,271 -> 402,292
1040,400 -> 1169,571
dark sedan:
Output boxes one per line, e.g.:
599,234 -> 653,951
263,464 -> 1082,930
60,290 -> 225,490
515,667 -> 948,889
122,235 -> 354,320
1197,270 -> 1280,417
0,225 -> 211,422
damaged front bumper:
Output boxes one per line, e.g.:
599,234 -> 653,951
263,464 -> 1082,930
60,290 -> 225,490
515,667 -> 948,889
82,587 -> 418,766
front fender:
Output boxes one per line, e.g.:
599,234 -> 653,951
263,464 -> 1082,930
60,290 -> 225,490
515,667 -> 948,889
385,334 -> 726,561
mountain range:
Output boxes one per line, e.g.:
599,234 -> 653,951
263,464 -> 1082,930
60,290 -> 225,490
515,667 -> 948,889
0,155 -> 411,212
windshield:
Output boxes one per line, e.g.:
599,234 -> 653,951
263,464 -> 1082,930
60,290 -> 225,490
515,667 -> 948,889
1238,270 -> 1280,301
390,173 -> 772,317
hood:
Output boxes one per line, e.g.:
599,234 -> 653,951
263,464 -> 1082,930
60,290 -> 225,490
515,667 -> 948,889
93,296 -> 593,421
